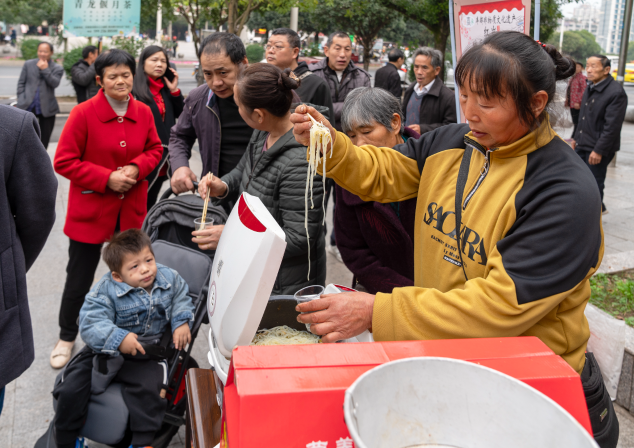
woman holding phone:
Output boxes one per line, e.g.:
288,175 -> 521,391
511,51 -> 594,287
133,45 -> 184,208
52,49 -> 162,369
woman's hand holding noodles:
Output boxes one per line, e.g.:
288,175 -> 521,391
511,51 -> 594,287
291,104 -> 336,154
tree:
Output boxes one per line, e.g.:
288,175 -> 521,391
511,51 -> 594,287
379,0 -> 575,67
529,0 -> 564,43
378,0 -> 450,65
0,0 -> 62,28
379,17 -> 434,49
547,29 -> 602,62
247,10 -> 289,40
310,0 -> 400,71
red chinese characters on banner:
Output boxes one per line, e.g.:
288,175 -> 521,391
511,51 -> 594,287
459,0 -> 525,54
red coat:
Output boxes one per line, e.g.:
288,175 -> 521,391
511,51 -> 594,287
54,90 -> 163,244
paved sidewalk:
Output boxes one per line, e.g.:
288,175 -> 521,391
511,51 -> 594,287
2,119 -> 634,446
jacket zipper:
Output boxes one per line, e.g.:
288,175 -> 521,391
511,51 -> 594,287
207,103 -> 221,172
462,138 -> 495,210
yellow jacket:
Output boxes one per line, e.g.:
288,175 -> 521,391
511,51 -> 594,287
319,120 -> 603,373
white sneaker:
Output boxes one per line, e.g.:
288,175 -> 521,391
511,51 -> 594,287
328,245 -> 343,263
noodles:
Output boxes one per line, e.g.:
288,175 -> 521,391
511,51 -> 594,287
305,114 -> 332,280
251,325 -> 321,346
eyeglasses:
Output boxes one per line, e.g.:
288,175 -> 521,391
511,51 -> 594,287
265,44 -> 289,52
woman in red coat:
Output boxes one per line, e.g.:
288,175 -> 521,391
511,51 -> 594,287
51,49 -> 162,368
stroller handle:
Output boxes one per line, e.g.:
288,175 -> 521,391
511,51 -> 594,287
159,181 -> 200,202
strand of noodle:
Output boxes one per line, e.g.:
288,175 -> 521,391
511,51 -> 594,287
305,113 -> 331,280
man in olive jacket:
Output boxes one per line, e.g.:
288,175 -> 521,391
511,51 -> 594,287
0,105 -> 57,407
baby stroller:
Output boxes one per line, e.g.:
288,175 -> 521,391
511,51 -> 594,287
36,190 -> 227,448
143,185 -> 228,259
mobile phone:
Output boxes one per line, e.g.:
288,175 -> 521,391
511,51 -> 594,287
164,67 -> 175,82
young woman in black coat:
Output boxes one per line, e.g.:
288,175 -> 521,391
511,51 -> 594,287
133,45 -> 184,208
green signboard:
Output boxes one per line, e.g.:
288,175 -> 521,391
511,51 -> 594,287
63,0 -> 141,37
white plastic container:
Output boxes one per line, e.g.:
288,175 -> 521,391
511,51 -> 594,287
207,193 -> 287,384
206,193 -> 374,385
343,357 -> 598,448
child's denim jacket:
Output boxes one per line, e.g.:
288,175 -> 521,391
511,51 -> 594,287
79,263 -> 194,355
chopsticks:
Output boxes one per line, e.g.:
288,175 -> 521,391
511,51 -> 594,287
201,172 -> 213,226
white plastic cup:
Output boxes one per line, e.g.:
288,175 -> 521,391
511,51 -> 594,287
194,217 -> 214,238
294,285 -> 324,332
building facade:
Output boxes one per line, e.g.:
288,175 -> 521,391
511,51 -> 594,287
597,0 -> 634,54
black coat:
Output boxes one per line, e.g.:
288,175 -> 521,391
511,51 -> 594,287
215,120 -> 327,295
71,60 -> 100,104
137,84 -> 184,188
294,61 -> 334,122
374,63 -> 402,98
573,75 -> 628,156
0,105 -> 57,388
402,76 -> 456,134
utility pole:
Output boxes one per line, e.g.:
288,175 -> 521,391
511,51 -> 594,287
290,7 -> 298,32
617,0 -> 634,84
559,18 -> 565,52
534,0 -> 541,40
156,2 -> 162,43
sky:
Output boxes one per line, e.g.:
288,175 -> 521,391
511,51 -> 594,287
560,0 -> 601,18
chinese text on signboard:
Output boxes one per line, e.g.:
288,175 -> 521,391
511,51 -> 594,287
63,0 -> 141,37
459,0 -> 525,54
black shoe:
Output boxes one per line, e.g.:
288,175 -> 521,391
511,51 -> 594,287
602,203 -> 608,215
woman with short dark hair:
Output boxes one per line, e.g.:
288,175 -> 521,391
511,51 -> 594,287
196,62 -> 327,294
52,49 -> 163,368
336,87 -> 419,294
132,45 -> 184,208
291,31 -> 617,447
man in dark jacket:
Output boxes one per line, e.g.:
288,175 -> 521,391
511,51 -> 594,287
169,32 -> 253,194
71,45 -> 99,103
573,54 -> 628,214
309,32 -> 371,131
374,48 -> 404,98
402,47 -> 456,135
309,32 -> 371,258
0,105 -> 57,408
265,28 -> 333,121
16,41 -> 64,149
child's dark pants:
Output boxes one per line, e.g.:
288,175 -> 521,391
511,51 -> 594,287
53,347 -> 166,447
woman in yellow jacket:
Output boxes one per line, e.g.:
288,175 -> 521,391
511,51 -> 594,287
293,32 -> 617,447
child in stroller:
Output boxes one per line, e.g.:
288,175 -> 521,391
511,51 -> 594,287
52,229 -> 194,448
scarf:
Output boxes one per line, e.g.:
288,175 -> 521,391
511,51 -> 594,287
148,76 -> 166,120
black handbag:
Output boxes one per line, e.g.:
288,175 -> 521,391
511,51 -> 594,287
582,352 -> 620,448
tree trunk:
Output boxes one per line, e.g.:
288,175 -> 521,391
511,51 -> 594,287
432,22 -> 450,81
227,0 -> 236,34
363,44 -> 371,71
